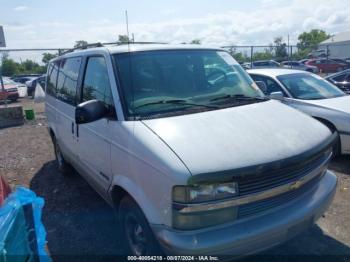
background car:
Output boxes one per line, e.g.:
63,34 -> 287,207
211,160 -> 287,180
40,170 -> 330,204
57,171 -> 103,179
10,74 -> 41,81
26,75 -> 46,97
306,59 -> 347,73
308,49 -> 328,58
220,60 -> 281,70
299,59 -> 310,64
248,68 -> 350,155
0,78 -> 19,102
11,75 -> 40,86
3,77 -> 27,97
329,58 -> 350,69
249,60 -> 281,69
325,69 -> 350,94
281,61 -> 319,73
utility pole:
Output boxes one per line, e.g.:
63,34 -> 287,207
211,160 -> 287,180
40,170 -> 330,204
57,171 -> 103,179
125,10 -> 130,42
288,34 -> 291,66
0,26 -> 7,107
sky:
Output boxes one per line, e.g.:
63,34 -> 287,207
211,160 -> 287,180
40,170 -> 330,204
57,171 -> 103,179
1,0 -> 350,61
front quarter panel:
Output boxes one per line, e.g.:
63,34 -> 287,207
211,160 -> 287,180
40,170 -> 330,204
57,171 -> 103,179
109,121 -> 191,226
285,98 -> 350,153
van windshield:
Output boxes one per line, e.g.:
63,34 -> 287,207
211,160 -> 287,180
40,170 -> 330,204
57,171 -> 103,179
114,50 -> 266,119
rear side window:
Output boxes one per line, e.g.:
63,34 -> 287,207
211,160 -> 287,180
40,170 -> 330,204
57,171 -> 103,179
57,57 -> 82,105
82,56 -> 113,106
46,61 -> 60,96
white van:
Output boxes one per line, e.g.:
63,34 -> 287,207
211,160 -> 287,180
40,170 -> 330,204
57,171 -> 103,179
45,44 -> 337,256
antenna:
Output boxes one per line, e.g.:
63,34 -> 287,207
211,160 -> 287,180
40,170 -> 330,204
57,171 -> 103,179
125,10 -> 135,118
125,10 -> 130,45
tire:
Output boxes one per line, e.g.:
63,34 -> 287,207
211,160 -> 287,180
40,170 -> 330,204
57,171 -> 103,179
119,196 -> 162,255
53,137 -> 74,175
337,67 -> 344,72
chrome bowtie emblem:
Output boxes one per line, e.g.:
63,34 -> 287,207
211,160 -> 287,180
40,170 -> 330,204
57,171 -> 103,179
290,180 -> 303,190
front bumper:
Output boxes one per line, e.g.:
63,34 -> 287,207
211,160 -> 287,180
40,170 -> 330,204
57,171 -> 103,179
152,171 -> 337,255
6,92 -> 19,100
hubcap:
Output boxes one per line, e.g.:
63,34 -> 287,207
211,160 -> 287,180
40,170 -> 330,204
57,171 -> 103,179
125,213 -> 147,255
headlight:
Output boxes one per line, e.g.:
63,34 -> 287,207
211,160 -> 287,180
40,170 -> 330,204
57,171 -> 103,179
173,182 -> 238,204
172,182 -> 239,230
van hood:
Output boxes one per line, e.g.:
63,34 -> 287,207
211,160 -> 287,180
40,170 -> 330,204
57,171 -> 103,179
297,95 -> 350,114
142,100 -> 331,176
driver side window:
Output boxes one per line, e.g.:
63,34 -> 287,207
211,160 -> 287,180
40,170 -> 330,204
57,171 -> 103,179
82,56 -> 114,107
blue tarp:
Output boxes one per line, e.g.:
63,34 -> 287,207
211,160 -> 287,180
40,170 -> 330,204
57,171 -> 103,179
0,187 -> 50,262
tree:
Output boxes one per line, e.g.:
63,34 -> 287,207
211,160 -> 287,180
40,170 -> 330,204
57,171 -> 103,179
118,35 -> 130,43
42,53 -> 58,65
190,39 -> 201,45
252,50 -> 273,61
227,46 -> 247,62
273,37 -> 288,59
1,52 -> 9,62
297,29 -> 330,51
1,59 -> 19,76
74,40 -> 88,48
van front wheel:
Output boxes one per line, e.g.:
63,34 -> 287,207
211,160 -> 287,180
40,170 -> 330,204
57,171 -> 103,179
119,196 -> 162,255
53,138 -> 73,175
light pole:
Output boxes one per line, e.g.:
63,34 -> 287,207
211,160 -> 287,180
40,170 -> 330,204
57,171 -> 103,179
0,26 -> 6,106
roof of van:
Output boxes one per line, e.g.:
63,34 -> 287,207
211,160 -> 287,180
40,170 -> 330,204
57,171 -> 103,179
107,44 -> 223,53
55,44 -> 225,60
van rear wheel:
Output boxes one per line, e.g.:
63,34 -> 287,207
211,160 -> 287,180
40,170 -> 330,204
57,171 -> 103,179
119,196 -> 162,255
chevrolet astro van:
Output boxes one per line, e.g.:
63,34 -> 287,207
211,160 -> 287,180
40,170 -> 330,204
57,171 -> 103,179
45,44 -> 337,255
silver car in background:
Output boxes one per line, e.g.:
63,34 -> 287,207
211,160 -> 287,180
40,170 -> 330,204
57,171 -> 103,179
249,69 -> 350,155
281,61 -> 319,73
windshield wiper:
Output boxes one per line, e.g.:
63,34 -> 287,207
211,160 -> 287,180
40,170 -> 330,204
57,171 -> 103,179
210,94 -> 268,102
134,99 -> 219,110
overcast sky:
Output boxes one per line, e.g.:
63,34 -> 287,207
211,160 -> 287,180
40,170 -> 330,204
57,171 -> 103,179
1,0 -> 349,61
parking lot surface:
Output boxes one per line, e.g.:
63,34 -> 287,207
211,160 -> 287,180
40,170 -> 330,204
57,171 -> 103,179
0,98 -> 350,261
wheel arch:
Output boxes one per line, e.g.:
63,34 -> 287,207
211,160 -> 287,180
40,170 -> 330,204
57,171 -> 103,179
313,117 -> 341,155
109,178 -> 163,225
313,117 -> 337,133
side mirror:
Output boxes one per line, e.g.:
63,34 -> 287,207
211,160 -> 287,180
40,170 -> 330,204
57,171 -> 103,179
255,81 -> 267,94
75,100 -> 108,124
269,91 -> 284,100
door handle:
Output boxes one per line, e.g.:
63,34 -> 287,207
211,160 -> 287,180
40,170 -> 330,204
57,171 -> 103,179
76,124 -> 79,138
71,122 -> 74,134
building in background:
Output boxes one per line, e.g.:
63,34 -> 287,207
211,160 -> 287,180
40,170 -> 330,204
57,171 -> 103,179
319,31 -> 350,59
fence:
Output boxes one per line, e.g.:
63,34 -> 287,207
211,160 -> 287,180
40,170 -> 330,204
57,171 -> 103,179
221,43 -> 350,73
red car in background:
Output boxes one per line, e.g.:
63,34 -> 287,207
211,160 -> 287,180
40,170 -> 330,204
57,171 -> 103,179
0,78 -> 19,102
306,58 -> 348,73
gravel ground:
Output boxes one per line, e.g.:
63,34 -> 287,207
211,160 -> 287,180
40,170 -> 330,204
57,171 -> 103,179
0,98 -> 349,261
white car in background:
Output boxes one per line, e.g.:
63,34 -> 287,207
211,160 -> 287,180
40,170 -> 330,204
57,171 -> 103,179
248,69 -> 350,155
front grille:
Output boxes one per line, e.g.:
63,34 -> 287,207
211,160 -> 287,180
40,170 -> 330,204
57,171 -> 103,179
236,149 -> 330,196
238,172 -> 323,219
